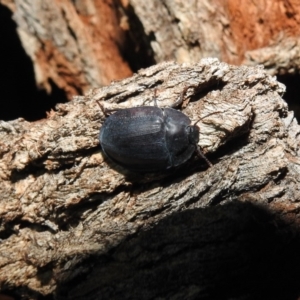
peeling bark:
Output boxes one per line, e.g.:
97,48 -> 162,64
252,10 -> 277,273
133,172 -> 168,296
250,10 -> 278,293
0,0 -> 300,102
0,0 -> 132,98
1,59 -> 300,299
243,36 -> 300,75
126,0 -> 300,74
2,0 -> 300,103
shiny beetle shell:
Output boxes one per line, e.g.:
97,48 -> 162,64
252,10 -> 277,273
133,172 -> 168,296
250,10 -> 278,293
99,105 -> 202,172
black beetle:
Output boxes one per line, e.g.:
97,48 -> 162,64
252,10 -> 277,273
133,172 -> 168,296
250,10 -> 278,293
98,87 -> 214,172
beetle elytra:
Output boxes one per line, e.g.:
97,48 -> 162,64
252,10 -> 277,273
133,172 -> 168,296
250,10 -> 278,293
98,87 -> 215,172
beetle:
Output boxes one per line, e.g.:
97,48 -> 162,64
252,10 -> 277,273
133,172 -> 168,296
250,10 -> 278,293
98,87 -> 214,172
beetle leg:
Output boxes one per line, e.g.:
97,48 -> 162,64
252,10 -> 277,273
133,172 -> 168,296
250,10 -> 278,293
142,89 -> 159,107
171,85 -> 199,108
153,89 -> 158,107
97,100 -> 120,116
196,145 -> 213,167
97,100 -> 107,116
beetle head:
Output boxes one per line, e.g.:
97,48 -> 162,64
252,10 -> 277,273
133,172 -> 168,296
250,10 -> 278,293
189,110 -> 222,168
187,125 -> 212,167
187,125 -> 200,145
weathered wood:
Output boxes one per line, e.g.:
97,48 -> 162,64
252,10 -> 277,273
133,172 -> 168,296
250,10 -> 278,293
2,0 -> 300,105
243,36 -> 300,75
0,0 -> 132,98
127,0 -> 300,74
1,59 -> 300,299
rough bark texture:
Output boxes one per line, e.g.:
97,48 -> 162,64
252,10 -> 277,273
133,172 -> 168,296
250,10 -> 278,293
127,0 -> 300,74
244,36 -> 300,75
1,59 -> 300,299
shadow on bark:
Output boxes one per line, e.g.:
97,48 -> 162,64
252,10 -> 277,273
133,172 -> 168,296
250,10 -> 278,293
55,201 -> 300,300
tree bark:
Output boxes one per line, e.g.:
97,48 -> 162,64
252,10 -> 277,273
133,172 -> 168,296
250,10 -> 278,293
2,0 -> 300,103
127,0 -> 300,74
1,59 -> 300,299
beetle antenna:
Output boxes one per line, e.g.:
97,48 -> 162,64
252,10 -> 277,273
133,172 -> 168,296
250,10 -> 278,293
193,111 -> 220,168
194,111 -> 220,126
196,145 -> 213,167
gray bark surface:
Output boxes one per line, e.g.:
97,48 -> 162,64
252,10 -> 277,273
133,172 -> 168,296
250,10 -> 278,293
1,59 -> 300,299
128,0 -> 300,76
243,36 -> 300,75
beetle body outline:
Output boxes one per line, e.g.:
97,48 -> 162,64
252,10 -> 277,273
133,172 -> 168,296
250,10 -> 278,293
99,87 -> 213,172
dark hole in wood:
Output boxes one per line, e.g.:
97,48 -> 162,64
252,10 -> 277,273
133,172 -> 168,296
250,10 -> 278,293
277,73 -> 300,122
